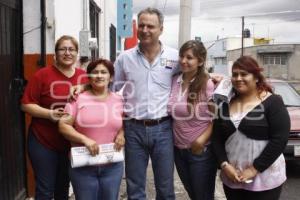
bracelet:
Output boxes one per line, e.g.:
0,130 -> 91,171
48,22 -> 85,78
220,161 -> 229,169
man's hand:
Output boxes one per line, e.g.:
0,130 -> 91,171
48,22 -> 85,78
210,74 -> 224,88
69,84 -> 86,101
49,108 -> 67,122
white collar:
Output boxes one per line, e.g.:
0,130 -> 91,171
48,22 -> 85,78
136,41 -> 164,55
176,73 -> 195,84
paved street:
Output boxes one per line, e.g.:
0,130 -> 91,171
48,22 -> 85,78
119,162 -> 226,200
62,161 -> 300,200
118,160 -> 300,200
280,160 -> 300,200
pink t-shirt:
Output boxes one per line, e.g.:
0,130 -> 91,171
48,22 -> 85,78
167,74 -> 214,149
64,91 -> 123,146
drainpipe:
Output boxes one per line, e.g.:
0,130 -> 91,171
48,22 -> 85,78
39,0 -> 46,66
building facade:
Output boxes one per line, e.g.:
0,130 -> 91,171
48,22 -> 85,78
227,44 -> 300,91
206,37 -> 255,75
23,0 -> 117,72
227,44 -> 300,81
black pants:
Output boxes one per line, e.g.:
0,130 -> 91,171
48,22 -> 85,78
223,184 -> 282,200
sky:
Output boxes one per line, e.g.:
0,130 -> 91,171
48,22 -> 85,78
132,0 -> 300,48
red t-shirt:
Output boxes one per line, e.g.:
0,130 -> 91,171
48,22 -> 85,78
21,65 -> 88,152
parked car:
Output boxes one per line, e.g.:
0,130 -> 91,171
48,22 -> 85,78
212,74 -> 300,160
268,79 -> 300,160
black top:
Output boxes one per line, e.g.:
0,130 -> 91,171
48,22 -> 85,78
212,94 -> 290,172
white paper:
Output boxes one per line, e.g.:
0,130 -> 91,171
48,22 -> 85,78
70,143 -> 124,168
213,78 -> 234,104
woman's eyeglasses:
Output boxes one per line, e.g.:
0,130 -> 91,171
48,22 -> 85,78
57,47 -> 78,54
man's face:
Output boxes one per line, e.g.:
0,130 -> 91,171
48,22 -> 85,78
137,13 -> 163,46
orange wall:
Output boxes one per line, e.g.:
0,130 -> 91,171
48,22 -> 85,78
23,54 -> 54,197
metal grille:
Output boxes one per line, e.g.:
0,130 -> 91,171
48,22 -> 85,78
0,0 -> 27,199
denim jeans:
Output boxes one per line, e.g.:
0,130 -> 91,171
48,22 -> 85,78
174,145 -> 217,200
124,119 -> 175,200
69,162 -> 124,200
28,130 -> 69,200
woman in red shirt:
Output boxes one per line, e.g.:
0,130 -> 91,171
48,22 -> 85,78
21,35 -> 88,200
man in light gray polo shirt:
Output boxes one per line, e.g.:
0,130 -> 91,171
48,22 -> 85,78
114,7 -> 179,200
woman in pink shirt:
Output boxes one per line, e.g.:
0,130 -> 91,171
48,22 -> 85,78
59,59 -> 125,200
168,40 -> 217,200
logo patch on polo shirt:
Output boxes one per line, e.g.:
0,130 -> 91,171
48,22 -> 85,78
160,58 -> 177,69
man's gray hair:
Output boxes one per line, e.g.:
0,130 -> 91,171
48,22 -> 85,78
137,7 -> 164,26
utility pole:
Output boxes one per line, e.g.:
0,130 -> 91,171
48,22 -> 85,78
178,0 -> 192,48
79,0 -> 91,57
241,16 -> 244,56
251,23 -> 255,38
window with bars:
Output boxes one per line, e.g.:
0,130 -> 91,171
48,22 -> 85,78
214,57 -> 227,65
263,54 -> 287,66
89,0 -> 101,61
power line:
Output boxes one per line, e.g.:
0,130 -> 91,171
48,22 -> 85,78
194,10 -> 300,20
162,0 -> 168,13
23,24 -> 42,35
245,17 -> 300,26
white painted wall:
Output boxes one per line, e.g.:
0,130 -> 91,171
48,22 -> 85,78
54,0 -> 83,45
97,0 -> 117,59
46,0 -> 55,53
23,0 -> 41,53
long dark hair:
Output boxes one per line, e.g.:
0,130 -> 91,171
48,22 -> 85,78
179,40 -> 209,113
232,56 -> 273,95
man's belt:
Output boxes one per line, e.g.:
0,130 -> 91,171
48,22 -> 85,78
127,116 -> 170,126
